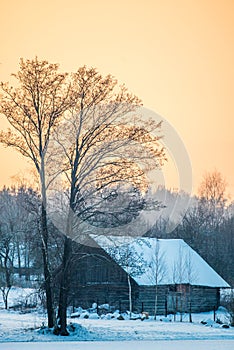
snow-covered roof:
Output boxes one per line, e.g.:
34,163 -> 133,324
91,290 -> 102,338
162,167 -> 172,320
91,235 -> 230,288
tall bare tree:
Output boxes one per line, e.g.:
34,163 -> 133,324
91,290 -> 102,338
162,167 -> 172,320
0,57 -> 76,327
46,66 -> 166,334
198,170 -> 227,228
198,170 -> 227,207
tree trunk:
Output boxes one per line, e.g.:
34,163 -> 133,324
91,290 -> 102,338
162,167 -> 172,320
154,285 -> 158,320
180,295 -> 183,322
5,294 -> 8,310
41,202 -> 55,328
1,287 -> 11,310
127,274 -> 132,318
58,236 -> 72,336
3,251 -> 12,310
17,241 -> 22,278
188,286 -> 192,322
40,159 -> 56,329
52,149 -> 76,334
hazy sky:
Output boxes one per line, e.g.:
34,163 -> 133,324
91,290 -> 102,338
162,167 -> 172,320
0,0 -> 234,198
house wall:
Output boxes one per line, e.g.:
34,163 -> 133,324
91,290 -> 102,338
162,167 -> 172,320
126,285 -> 220,314
135,285 -> 168,314
189,285 -> 220,312
67,240 -> 221,314
71,283 -> 133,312
68,245 -> 139,312
70,283 -> 220,314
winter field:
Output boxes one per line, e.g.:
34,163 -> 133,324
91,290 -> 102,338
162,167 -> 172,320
0,340 -> 234,350
0,288 -> 234,349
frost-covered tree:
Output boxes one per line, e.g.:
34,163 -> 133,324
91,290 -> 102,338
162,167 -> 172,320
0,58 -> 78,327
46,66 -> 166,334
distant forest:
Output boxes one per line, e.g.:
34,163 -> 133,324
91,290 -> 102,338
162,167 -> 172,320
0,171 -> 233,294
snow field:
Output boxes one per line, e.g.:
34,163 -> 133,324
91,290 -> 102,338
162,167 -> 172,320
0,340 -> 234,350
0,308 -> 234,343
0,287 -> 233,346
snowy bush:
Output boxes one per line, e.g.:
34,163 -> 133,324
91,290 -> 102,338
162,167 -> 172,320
98,303 -> 110,313
221,290 -> 234,326
79,311 -> 90,319
89,313 -> 99,320
101,313 -> 115,320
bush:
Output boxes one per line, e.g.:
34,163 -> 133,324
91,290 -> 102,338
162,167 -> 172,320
222,290 -> 234,326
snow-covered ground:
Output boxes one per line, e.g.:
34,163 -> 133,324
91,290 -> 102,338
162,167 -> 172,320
0,287 -> 233,348
0,308 -> 233,343
1,340 -> 234,350
0,286 -> 39,310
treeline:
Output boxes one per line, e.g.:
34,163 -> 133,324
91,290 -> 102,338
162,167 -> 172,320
0,175 -> 233,301
0,186 -> 64,309
146,172 -> 234,286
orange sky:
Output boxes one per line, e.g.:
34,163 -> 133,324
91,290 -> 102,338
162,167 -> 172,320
0,0 -> 234,198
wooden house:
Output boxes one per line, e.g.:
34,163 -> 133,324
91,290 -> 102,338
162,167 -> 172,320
69,235 -> 230,315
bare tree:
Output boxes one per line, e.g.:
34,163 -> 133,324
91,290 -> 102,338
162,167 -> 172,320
198,170 -> 227,229
0,224 -> 14,309
172,243 -> 197,322
198,170 -> 227,207
106,238 -> 146,318
148,239 -> 167,320
172,245 -> 185,321
0,188 -> 18,309
196,171 -> 229,275
0,186 -> 42,307
0,57 -> 77,327
15,185 -> 44,283
173,196 -> 234,288
184,251 -> 197,322
45,66 -> 166,334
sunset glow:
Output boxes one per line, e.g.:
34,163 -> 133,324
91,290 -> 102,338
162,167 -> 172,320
0,0 -> 234,197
